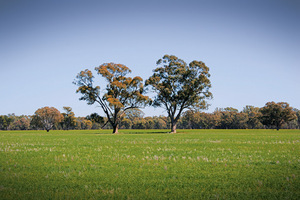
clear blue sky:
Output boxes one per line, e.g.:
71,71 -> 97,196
0,0 -> 299,117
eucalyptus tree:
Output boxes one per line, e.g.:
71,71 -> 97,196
259,102 -> 296,130
33,107 -> 63,132
146,55 -> 212,133
74,63 -> 150,133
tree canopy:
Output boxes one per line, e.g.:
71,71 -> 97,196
259,101 -> 297,130
33,107 -> 63,132
146,55 -> 212,133
73,63 -> 150,133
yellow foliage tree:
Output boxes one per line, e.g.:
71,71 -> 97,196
74,63 -> 150,133
34,107 -> 63,132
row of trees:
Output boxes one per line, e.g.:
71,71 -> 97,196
118,104 -> 299,130
1,102 -> 299,131
0,107 -> 105,131
179,104 -> 299,130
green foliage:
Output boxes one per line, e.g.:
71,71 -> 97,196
75,117 -> 93,130
124,108 -> 145,121
214,109 -> 249,129
242,106 -> 263,129
10,116 -> 31,130
86,113 -> 104,129
61,107 -> 76,130
146,55 -> 212,133
179,107 -> 263,129
0,114 -> 31,130
0,115 -> 13,130
0,130 -> 299,199
296,110 -> 300,129
260,102 -> 297,130
30,114 -> 43,130
180,110 -> 220,129
223,107 -> 239,113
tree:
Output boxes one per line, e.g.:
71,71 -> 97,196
81,119 -> 93,129
10,115 -> 31,130
152,116 -> 167,129
61,107 -> 76,130
132,118 -> 147,129
242,105 -> 263,129
223,107 -> 239,113
30,115 -> 43,130
231,112 -> 248,129
120,108 -> 144,129
74,63 -> 150,133
215,110 -> 235,129
146,55 -> 212,133
213,108 -> 249,129
295,109 -> 300,129
181,111 -> 220,129
86,113 -> 104,124
86,113 -> 105,129
33,107 -> 63,132
120,118 -> 132,129
180,110 -> 201,129
124,108 -> 145,121
259,102 -> 297,130
0,115 -> 13,130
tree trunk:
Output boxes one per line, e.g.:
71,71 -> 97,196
276,123 -> 281,131
113,124 -> 119,134
171,121 -> 177,133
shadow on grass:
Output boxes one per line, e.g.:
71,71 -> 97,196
123,131 -> 170,134
90,130 -> 171,135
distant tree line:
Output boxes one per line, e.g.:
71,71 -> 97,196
178,104 -> 298,130
0,102 -> 299,131
0,107 -> 104,131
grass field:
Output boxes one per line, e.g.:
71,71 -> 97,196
0,129 -> 299,199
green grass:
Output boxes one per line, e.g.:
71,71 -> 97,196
0,129 -> 299,199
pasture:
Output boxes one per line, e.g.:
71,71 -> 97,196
0,129 -> 299,199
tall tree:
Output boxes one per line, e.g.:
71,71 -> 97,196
259,102 -> 296,130
146,55 -> 212,133
74,63 -> 150,133
33,107 -> 63,132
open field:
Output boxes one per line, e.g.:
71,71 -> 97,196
0,129 -> 299,199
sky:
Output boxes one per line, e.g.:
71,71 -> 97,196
0,0 -> 299,117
